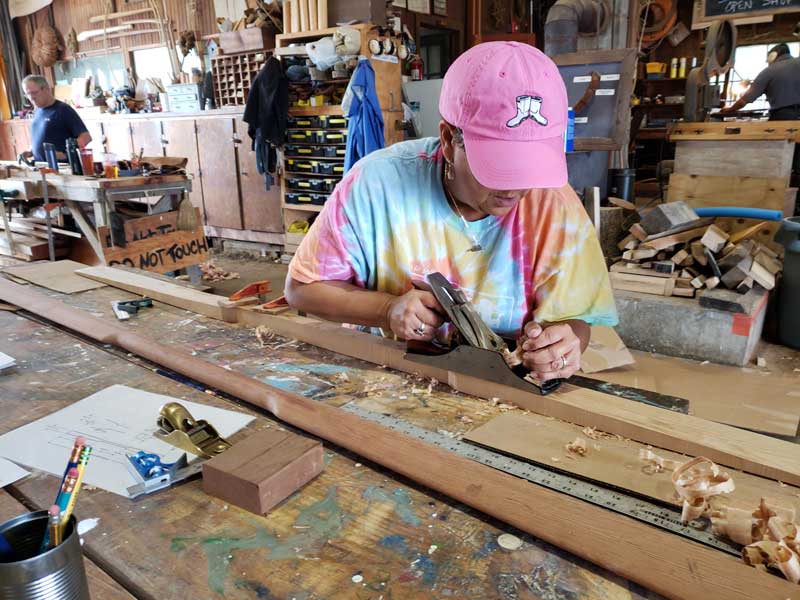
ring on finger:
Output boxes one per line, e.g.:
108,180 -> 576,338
414,324 -> 426,336
560,355 -> 567,370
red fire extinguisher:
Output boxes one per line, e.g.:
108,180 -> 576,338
410,55 -> 424,81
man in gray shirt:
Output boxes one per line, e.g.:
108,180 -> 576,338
721,44 -> 800,118
721,44 -> 799,210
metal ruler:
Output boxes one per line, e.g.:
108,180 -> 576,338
342,403 -> 741,556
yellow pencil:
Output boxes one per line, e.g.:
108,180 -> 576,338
59,446 -> 91,537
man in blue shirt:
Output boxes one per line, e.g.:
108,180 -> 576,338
21,75 -> 91,163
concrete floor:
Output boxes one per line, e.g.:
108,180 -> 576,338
207,253 -> 800,376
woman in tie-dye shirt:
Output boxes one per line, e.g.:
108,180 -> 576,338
285,42 -> 617,382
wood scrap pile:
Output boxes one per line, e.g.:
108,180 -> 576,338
0,217 -> 78,261
611,201 -> 782,299
200,261 -> 239,282
218,0 -> 282,33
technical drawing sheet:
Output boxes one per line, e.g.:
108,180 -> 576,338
0,385 -> 254,497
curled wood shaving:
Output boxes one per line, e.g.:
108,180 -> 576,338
565,437 -> 588,457
640,449 -> 800,585
254,325 -> 275,346
583,426 -> 622,441
742,540 -> 800,584
638,447 -> 682,474
502,346 -> 523,368
673,457 -> 735,522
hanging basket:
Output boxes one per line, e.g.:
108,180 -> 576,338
31,25 -> 63,67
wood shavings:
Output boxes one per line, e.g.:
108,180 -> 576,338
743,540 -> 800,584
200,261 -> 240,282
582,426 -> 622,441
501,346 -> 523,368
638,447 -> 683,474
334,372 -> 350,382
254,325 -> 275,347
672,457 -> 735,523
565,437 -> 588,457
459,415 -> 474,424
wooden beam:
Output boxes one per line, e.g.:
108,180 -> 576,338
0,277 -> 796,600
73,267 -> 800,488
88,8 -> 154,23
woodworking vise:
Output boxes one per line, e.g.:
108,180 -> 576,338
404,272 -> 564,396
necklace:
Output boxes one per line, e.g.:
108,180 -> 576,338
442,178 -> 483,252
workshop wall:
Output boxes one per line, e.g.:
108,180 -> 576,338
15,0 -> 218,77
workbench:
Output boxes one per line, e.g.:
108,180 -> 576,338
0,167 -> 209,281
0,283 -> 659,600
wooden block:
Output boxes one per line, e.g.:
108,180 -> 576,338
705,276 -> 720,290
671,249 -> 690,266
639,201 -> 699,235
610,263 -> 673,278
690,275 -> 707,289
642,225 -> 709,251
748,261 -> 775,291
617,233 -> 636,251
630,247 -> 658,260
690,241 -> 708,266
672,287 -> 696,297
720,256 -> 753,289
202,428 -> 325,515
736,277 -> 754,294
652,260 -> 675,274
608,196 -> 637,210
717,243 -> 752,272
629,223 -> 648,242
700,225 -> 729,254
699,286 -> 765,314
610,272 -> 675,296
705,248 -> 722,279
753,251 -> 782,275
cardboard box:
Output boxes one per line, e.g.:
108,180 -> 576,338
203,428 -> 324,515
219,28 -> 275,54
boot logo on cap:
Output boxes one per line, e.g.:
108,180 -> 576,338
506,95 -> 548,128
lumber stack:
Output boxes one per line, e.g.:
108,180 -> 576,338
610,202 -> 783,300
0,217 -> 76,261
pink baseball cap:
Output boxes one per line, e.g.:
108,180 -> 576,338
439,41 -> 568,190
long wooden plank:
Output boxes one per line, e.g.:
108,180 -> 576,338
74,266 -> 800,488
588,349 -> 800,438
464,412 -> 800,513
77,266 -> 223,318
0,278 -> 796,600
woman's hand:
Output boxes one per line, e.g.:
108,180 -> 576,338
385,289 -> 444,341
520,321 -> 582,381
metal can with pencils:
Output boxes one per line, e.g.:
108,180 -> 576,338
0,511 -> 90,600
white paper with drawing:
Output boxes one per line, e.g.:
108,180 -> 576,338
0,385 -> 254,497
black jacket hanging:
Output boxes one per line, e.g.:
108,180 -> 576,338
243,56 -> 289,187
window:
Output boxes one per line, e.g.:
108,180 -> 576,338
728,42 -> 800,110
54,53 -> 126,90
132,46 -> 211,89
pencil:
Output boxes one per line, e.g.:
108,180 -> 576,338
56,468 -> 80,513
59,446 -> 91,537
47,505 -> 61,549
54,436 -> 85,507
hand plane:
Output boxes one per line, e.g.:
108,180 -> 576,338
404,272 -> 563,396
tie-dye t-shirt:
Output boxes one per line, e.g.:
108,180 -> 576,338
289,137 -> 618,337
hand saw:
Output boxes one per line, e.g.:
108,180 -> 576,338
404,272 -> 563,395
